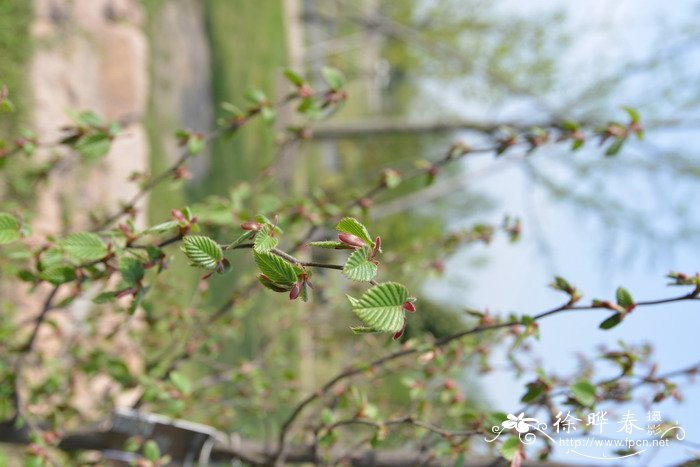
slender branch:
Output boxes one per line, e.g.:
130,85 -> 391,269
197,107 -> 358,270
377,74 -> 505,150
273,289 -> 699,463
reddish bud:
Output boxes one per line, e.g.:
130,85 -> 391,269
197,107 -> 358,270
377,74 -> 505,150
359,198 -> 372,209
240,221 -> 262,231
402,301 -> 416,313
289,282 -> 302,300
393,318 -> 407,341
338,233 -> 365,248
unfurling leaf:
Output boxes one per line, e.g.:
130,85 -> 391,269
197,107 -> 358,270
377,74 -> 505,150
348,282 -> 410,333
181,235 -> 223,269
253,224 -> 278,253
321,66 -> 345,90
253,251 -> 300,286
616,286 -> 634,309
599,313 -> 623,330
307,240 -> 353,250
343,246 -> 378,282
336,217 -> 373,246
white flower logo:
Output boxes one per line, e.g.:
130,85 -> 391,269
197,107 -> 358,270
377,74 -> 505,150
502,413 -> 538,434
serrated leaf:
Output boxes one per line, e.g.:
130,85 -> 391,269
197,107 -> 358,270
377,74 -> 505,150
321,66 -> 344,90
253,251 -> 299,285
307,240 -> 352,249
40,266 -> 76,285
616,286 -> 634,308
60,232 -> 108,261
348,282 -> 409,333
570,380 -> 596,407
336,217 -> 373,246
181,235 -> 223,269
599,313 -> 623,330
343,246 -> 378,282
75,132 -> 111,160
253,224 -> 278,253
0,213 -> 20,244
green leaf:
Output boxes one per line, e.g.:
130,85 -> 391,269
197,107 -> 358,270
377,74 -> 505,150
616,286 -> 634,309
307,240 -> 352,249
245,88 -> 268,105
258,274 -> 293,292
143,440 -> 160,462
181,235 -> 223,269
70,110 -> 102,128
39,266 -> 76,285
599,313 -> 623,330
570,380 -> 596,407
93,291 -> 119,304
142,220 -> 178,234
520,384 -> 544,403
253,251 -> 299,285
350,326 -> 381,334
0,213 -> 20,244
336,217 -> 373,246
343,246 -> 378,282
170,371 -> 192,395
283,68 -> 305,87
60,232 -> 108,261
322,66 -> 345,90
253,224 -> 278,253
500,436 -> 520,461
120,257 -> 145,286
261,106 -> 276,125
605,137 -> 625,156
187,134 -> 205,155
225,230 -> 255,250
75,132 -> 111,160
348,282 -> 409,333
622,106 -> 640,124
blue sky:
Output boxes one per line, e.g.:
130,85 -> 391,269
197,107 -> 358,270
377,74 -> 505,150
423,0 -> 700,464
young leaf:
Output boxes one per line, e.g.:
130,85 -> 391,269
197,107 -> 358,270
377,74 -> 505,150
570,380 -> 597,407
321,66 -> 345,90
143,440 -> 160,462
225,230 -> 255,250
350,326 -> 381,334
60,232 -> 108,261
253,251 -> 299,285
336,217 -> 373,246
170,371 -> 192,395
348,282 -> 409,333
258,274 -> 293,292
616,286 -> 634,309
283,69 -> 305,87
253,224 -> 278,253
343,246 -> 378,282
500,436 -> 520,461
0,213 -> 20,244
307,240 -> 353,250
181,235 -> 223,269
599,313 -> 623,330
605,137 -> 625,156
39,266 -> 77,285
120,257 -> 145,287
75,132 -> 111,160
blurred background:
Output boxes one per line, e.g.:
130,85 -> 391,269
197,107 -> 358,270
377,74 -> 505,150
1,0 -> 700,465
